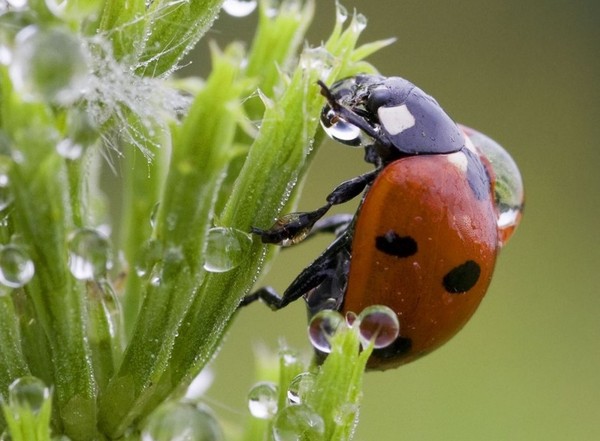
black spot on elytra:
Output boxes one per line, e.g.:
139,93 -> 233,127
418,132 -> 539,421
372,336 -> 413,360
375,230 -> 417,258
443,260 -> 481,294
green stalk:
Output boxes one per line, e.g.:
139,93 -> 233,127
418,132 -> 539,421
98,43 -> 244,437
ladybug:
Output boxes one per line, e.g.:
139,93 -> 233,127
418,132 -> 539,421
243,74 -> 524,369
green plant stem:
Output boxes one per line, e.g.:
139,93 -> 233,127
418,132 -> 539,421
0,294 -> 29,396
119,139 -> 166,338
98,43 -> 244,438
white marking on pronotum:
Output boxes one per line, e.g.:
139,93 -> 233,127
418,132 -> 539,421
447,151 -> 469,173
377,104 -> 416,135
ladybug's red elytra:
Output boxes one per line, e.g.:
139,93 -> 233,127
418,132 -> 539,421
243,74 -> 524,369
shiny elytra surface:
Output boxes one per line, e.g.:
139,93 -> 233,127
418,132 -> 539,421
343,154 -> 498,369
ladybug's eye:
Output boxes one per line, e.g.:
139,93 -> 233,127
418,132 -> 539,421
366,87 -> 392,114
320,107 -> 362,147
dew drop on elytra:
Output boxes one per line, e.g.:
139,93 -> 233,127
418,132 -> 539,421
203,227 -> 251,273
222,0 -> 257,17
287,372 -> 316,405
272,404 -> 325,441
357,305 -> 400,349
0,245 -> 34,288
8,376 -> 51,414
461,125 -> 524,247
307,310 -> 344,354
67,228 -> 112,281
247,381 -> 278,419
141,402 -> 223,441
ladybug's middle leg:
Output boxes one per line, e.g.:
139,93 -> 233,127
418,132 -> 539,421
251,169 -> 377,246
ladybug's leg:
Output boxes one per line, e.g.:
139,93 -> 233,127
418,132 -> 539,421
325,169 -> 378,205
240,232 -> 350,310
252,169 -> 377,245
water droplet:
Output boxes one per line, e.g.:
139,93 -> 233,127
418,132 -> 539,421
280,348 -> 299,368
222,0 -> 257,17
333,402 -> 359,426
287,372 -> 316,405
150,202 -> 160,228
0,10 -> 31,65
248,381 -> 278,419
357,305 -> 400,349
0,245 -> 34,288
0,160 -> 13,211
45,0 -> 100,19
7,0 -> 28,8
272,404 -> 325,441
67,228 -> 112,280
300,47 -> 334,82
461,125 -> 524,246
352,13 -> 368,32
335,3 -> 349,24
56,108 -> 98,160
307,310 -> 344,354
320,109 -> 362,147
134,239 -> 162,277
345,311 -> 358,326
8,376 -> 51,414
56,138 -> 84,160
203,227 -> 252,273
142,402 -> 223,441
9,26 -> 87,104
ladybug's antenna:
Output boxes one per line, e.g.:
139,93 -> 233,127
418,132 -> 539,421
317,80 -> 380,140
317,80 -> 341,111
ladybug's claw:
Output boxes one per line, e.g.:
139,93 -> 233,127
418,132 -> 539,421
251,205 -> 331,246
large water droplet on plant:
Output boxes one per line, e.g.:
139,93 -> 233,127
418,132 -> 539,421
9,26 -> 87,104
287,372 -> 316,405
0,245 -> 34,288
203,227 -> 252,273
307,310 -> 344,354
300,47 -> 334,82
272,404 -> 325,441
141,402 -> 223,441
248,381 -> 278,419
68,228 -> 112,280
222,0 -> 257,17
8,376 -> 51,414
357,305 -> 400,349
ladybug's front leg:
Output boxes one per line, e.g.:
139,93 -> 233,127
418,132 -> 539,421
251,169 -> 377,246
240,232 -> 351,310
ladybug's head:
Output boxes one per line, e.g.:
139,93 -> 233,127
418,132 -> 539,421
319,74 -> 465,161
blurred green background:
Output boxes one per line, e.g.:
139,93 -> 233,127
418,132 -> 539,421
192,1 -> 600,439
